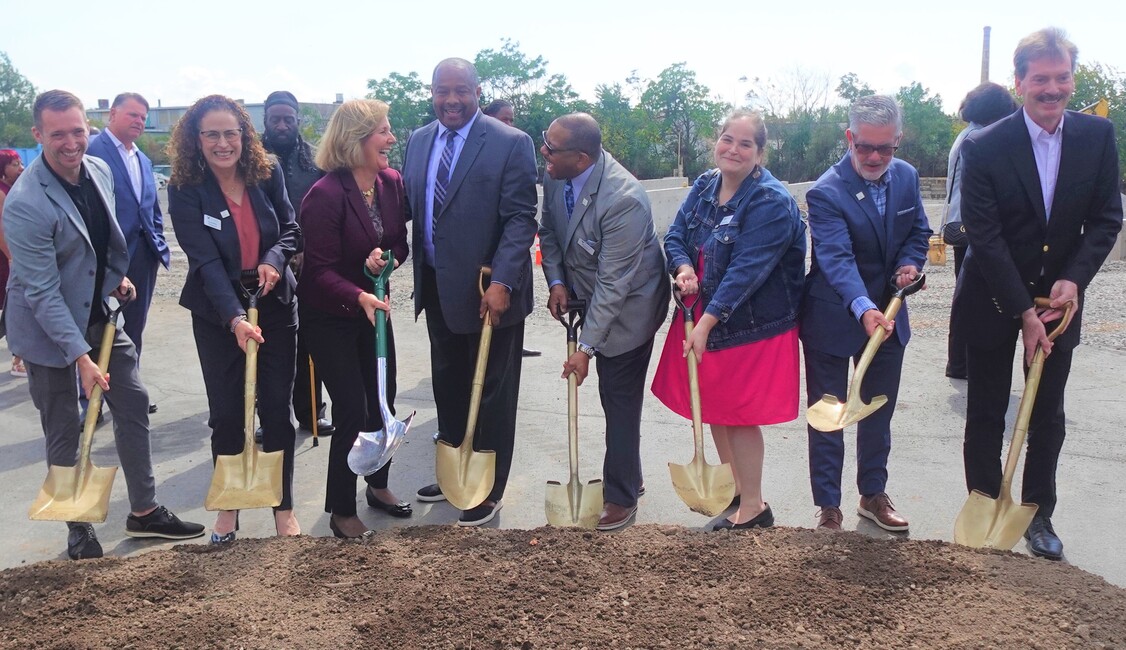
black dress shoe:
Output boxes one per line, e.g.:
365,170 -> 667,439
521,348 -> 541,357
298,418 -> 335,436
66,523 -> 103,560
148,403 -> 158,414
366,487 -> 413,517
711,504 -> 774,531
1024,515 -> 1064,560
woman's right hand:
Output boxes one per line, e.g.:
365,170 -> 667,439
358,291 -> 391,325
234,319 -> 265,353
365,248 -> 388,274
674,264 -> 699,295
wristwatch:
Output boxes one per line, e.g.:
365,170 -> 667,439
576,342 -> 597,359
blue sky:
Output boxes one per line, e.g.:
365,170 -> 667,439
5,0 -> 1122,114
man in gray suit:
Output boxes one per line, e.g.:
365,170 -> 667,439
539,113 -> 669,530
4,90 -> 203,560
402,59 -> 539,526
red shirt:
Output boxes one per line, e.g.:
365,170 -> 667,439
225,189 -> 261,271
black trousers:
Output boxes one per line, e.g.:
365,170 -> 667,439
192,295 -> 297,510
963,330 -> 1073,518
422,265 -> 523,504
595,339 -> 653,508
946,245 -> 968,376
301,306 -> 394,517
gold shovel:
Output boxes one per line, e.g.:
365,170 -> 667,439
205,285 -> 284,511
667,290 -> 736,517
28,306 -> 124,522
545,300 -> 603,528
807,273 -> 927,433
435,266 -> 497,510
954,297 -> 1073,550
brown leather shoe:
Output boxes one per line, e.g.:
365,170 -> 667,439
816,506 -> 843,530
858,492 -> 909,532
596,503 -> 637,531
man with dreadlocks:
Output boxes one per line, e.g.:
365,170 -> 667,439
261,91 -> 333,438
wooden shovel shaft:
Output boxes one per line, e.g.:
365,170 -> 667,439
75,319 -> 118,492
463,318 -> 492,452
682,312 -> 706,461
243,306 -> 259,472
847,295 -> 904,397
567,339 -> 580,483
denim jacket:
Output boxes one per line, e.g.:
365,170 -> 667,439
664,167 -> 806,351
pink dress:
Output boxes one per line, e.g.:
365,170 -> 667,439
650,290 -> 799,428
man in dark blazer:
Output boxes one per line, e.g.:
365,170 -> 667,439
538,113 -> 669,531
86,93 -> 169,414
954,27 -> 1123,560
800,95 -> 931,533
86,94 -> 169,362
402,58 -> 538,526
5,90 -> 203,560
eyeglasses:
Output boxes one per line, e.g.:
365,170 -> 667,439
541,130 -> 574,155
200,129 -> 243,144
852,142 -> 898,157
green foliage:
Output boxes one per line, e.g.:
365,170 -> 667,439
894,82 -> 955,177
136,134 -> 170,165
366,71 -> 432,168
639,63 -> 727,178
1070,63 -> 1126,184
1,51 -> 37,147
299,106 -> 326,145
591,83 -> 663,178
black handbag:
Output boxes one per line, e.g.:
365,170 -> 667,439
943,220 -> 968,248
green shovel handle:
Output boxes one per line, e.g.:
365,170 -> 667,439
363,250 -> 395,359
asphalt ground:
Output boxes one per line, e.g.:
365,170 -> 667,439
1,195 -> 1123,589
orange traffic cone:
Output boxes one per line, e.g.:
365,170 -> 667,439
533,235 -> 542,265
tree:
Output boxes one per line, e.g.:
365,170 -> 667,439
366,71 -> 432,167
1070,62 -> 1126,184
894,82 -> 955,177
1,51 -> 37,147
473,39 -> 583,145
639,63 -> 727,178
591,83 -> 663,178
836,72 -> 874,104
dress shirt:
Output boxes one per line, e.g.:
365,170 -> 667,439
1023,108 -> 1064,220
423,111 -> 480,266
847,174 -> 890,320
104,127 -> 143,199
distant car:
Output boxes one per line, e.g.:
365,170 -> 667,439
153,171 -> 169,189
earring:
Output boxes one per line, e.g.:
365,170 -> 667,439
197,155 -> 206,171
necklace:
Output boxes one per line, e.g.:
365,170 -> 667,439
362,186 -> 376,201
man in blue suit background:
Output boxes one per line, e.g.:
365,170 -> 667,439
800,95 -> 931,532
87,93 -> 169,414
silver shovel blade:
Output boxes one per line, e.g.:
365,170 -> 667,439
347,411 -> 414,476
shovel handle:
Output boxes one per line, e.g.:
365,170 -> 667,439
76,305 -> 125,484
364,251 -> 395,360
1033,297 -> 1073,342
680,300 -> 707,459
563,299 -> 586,343
462,266 -> 494,449
243,295 -> 260,453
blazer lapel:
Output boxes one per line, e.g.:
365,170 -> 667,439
202,176 -> 243,267
563,155 -> 605,247
1006,113 -> 1049,225
1048,115 -> 1084,231
95,133 -> 141,204
342,171 -> 378,246
438,115 -> 485,218
840,158 -> 887,257
39,167 -> 91,248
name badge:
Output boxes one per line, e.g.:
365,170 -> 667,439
578,239 -> 595,255
204,214 -> 222,230
719,215 -> 734,226
220,209 -> 231,219
855,191 -> 865,201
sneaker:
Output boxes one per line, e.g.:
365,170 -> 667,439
125,505 -> 206,540
66,523 -> 103,560
210,531 -> 236,545
416,483 -> 447,502
458,500 -> 502,527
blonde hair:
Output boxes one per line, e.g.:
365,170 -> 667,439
315,99 -> 390,171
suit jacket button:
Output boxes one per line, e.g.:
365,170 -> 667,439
1043,245 -> 1049,252
89,270 -> 95,276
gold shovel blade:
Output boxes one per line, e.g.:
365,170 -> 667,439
435,441 -> 496,511
954,490 -> 1039,550
545,479 -> 603,529
204,448 -> 284,511
806,394 -> 888,432
28,463 -> 118,522
668,458 -> 736,517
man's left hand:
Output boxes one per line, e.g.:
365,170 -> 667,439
480,283 -> 510,326
894,265 -> 923,290
561,351 -> 590,385
111,277 -> 135,302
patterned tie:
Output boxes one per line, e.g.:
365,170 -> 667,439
433,129 -> 457,214
564,179 -> 575,220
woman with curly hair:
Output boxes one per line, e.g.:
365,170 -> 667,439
166,95 -> 301,543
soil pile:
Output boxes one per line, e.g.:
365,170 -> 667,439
1,525 -> 1123,649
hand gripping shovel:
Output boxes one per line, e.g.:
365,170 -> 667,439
545,300 -> 603,528
205,285 -> 284,510
954,297 -> 1073,550
435,266 -> 497,510
807,273 -> 927,432
28,305 -> 124,522
348,251 -> 415,476
667,290 -> 736,516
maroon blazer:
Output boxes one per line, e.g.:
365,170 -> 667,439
297,168 -> 409,318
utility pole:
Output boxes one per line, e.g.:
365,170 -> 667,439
981,26 -> 991,83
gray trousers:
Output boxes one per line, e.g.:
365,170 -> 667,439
25,323 -> 157,514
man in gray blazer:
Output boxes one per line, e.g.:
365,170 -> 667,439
402,59 -> 539,526
539,113 -> 670,530
4,90 -> 203,560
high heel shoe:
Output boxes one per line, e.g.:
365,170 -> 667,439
328,516 -> 375,540
366,487 -> 413,518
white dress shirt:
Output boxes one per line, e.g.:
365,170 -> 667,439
104,127 -> 143,200
1023,108 -> 1064,220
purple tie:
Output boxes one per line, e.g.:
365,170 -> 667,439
434,129 -> 456,214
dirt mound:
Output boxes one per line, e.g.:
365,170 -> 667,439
1,525 -> 1123,649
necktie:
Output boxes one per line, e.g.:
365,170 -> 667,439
564,179 -> 575,220
434,130 -> 457,214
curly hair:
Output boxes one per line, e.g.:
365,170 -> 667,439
167,95 -> 273,187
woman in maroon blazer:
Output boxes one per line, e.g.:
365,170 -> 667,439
298,99 -> 411,538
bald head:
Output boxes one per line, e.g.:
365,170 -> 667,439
552,113 -> 602,159
432,58 -> 479,86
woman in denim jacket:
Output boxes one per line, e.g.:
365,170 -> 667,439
652,111 -> 806,530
